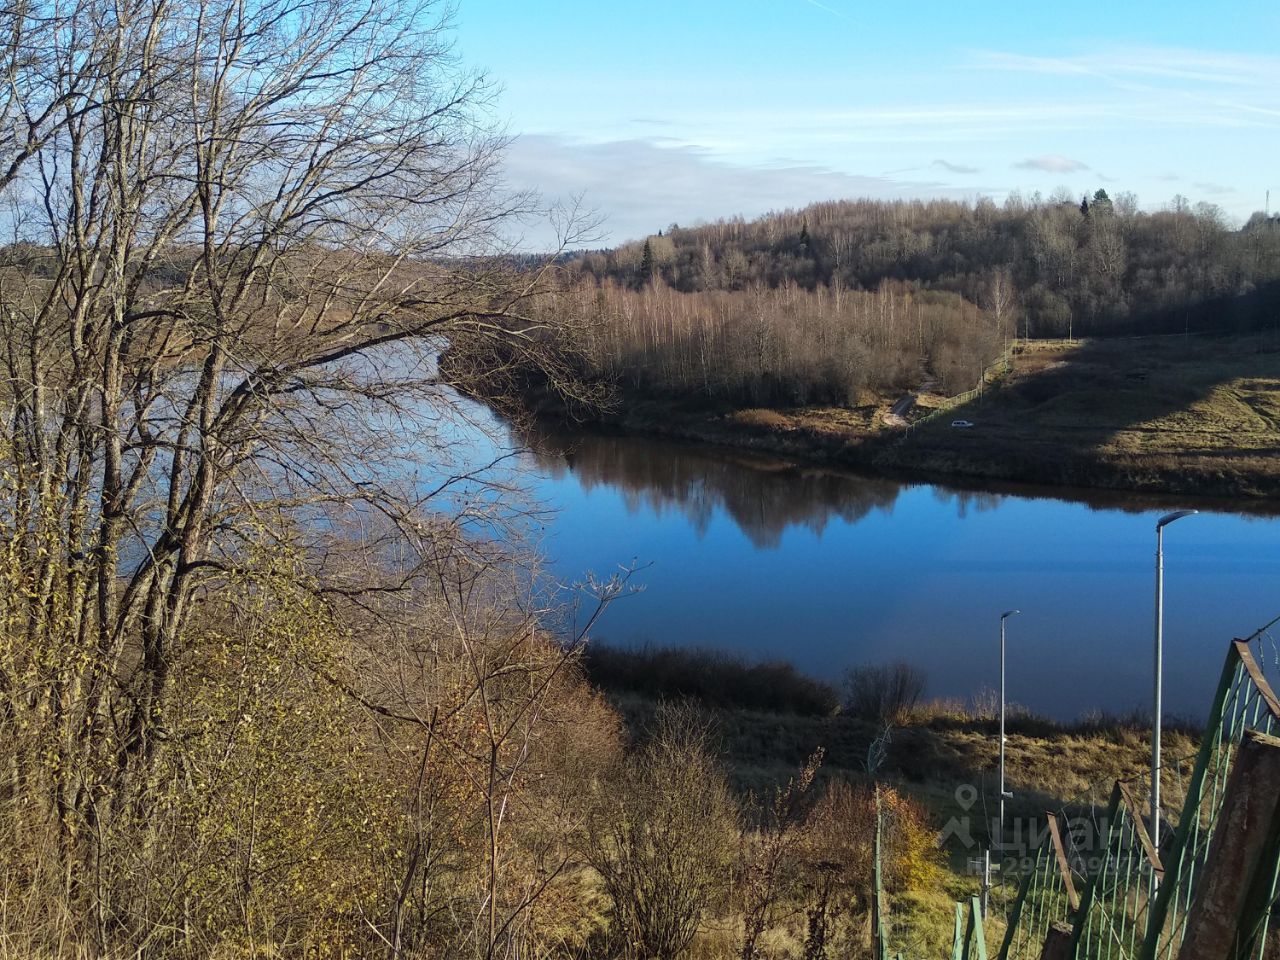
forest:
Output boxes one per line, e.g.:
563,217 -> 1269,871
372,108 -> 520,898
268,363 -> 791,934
516,195 -> 1280,412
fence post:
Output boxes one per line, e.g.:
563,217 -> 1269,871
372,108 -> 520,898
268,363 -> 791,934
1179,729 -> 1280,960
1046,814 -> 1080,913
1038,922 -> 1072,960
873,786 -> 889,960
964,896 -> 989,960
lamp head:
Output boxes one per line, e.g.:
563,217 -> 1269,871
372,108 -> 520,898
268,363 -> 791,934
1157,509 -> 1198,529
1001,609 -> 1021,621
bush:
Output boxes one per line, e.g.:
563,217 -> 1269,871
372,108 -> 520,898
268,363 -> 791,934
584,702 -> 740,960
843,662 -> 927,724
583,644 -> 840,716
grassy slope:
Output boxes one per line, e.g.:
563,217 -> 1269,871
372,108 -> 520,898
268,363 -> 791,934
592,332 -> 1280,499
610,692 -> 1201,956
885,333 -> 1280,497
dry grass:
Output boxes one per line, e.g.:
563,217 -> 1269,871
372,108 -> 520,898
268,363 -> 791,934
601,331 -> 1280,498
729,408 -> 795,432
886,331 -> 1280,497
609,692 -> 1198,834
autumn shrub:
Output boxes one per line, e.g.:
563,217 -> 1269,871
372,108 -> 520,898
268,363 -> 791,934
799,780 -> 939,960
842,662 -> 927,725
0,537 -> 625,958
584,703 -> 740,960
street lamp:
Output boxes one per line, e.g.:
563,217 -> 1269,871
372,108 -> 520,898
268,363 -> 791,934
999,609 -> 1021,850
1152,510 -> 1197,854
980,609 -> 1020,920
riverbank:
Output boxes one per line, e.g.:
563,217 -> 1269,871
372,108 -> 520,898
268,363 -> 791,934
584,645 -> 1198,814
587,645 -> 1202,954
511,332 -> 1280,501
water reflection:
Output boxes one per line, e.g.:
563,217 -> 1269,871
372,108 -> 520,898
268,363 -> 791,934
518,423 -> 1273,543
524,427 -> 903,549
487,419 -> 1280,720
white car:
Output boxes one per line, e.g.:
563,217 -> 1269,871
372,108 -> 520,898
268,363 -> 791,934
950,419 -> 975,428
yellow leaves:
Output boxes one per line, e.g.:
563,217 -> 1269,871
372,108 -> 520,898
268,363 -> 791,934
0,519 -> 634,956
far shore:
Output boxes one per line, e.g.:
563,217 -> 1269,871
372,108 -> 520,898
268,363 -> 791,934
502,333 -> 1280,502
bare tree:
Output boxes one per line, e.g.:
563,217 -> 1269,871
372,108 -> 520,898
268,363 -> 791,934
0,0 -> 593,946
843,662 -> 927,725
983,265 -> 1019,343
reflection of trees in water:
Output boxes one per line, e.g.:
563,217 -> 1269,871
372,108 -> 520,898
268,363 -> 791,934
513,420 -> 1280,547
523,427 -> 904,549
932,486 -> 1005,518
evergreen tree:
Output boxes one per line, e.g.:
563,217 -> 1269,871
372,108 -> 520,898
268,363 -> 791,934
640,238 -> 655,286
1080,195 -> 1090,216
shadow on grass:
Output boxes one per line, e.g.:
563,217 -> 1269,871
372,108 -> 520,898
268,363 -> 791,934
882,313 -> 1280,502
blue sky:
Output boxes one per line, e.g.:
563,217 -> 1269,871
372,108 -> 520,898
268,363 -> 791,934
455,0 -> 1280,247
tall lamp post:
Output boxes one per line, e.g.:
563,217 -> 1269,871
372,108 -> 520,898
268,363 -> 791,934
1152,510 -> 1197,855
981,609 -> 1020,920
999,609 -> 1021,849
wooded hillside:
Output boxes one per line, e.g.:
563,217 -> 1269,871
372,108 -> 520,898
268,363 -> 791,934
569,195 -> 1280,341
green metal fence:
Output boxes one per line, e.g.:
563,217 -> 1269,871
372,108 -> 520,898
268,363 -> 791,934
1071,779 -> 1162,960
994,635 -> 1280,960
1139,637 -> 1280,960
998,813 -> 1081,960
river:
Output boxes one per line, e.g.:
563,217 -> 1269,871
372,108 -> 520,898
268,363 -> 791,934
444,398 -> 1280,721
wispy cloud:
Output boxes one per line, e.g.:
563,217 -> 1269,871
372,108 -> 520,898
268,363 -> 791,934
970,46 -> 1280,130
972,47 -> 1280,87
934,159 -> 981,174
1193,181 -> 1235,195
500,135 -> 979,249
1014,155 -> 1090,174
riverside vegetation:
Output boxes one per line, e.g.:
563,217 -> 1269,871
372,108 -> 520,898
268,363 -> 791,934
450,198 -> 1280,498
582,646 -> 1204,955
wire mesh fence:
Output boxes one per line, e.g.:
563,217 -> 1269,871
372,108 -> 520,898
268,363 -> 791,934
993,634 -> 1280,960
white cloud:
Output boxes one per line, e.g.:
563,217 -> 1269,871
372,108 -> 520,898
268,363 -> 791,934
934,159 -> 981,174
1014,155 -> 1090,174
499,135 -> 981,249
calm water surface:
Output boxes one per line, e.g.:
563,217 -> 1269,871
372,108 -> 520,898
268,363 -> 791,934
447,401 -> 1280,721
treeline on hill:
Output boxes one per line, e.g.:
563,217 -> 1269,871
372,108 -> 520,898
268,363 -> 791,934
574,194 -> 1280,338
515,194 -> 1280,413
